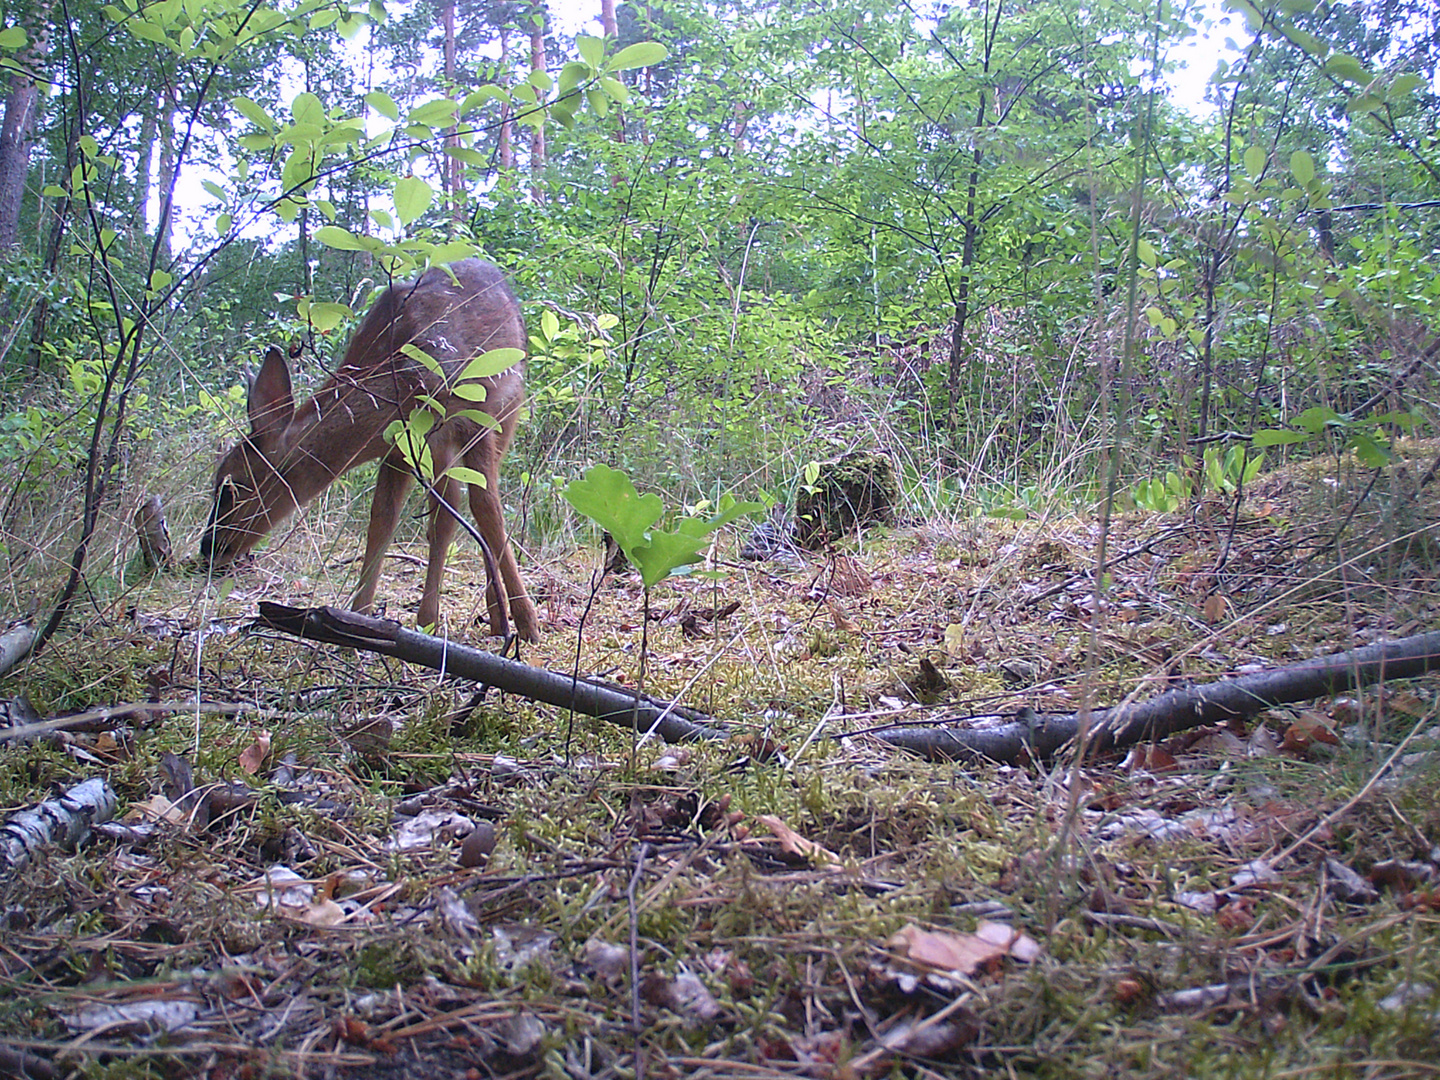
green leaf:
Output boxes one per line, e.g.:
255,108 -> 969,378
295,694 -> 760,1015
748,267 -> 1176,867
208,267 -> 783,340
1346,92 -> 1383,115
1388,73 -> 1425,101
42,184 -> 66,198
201,179 -> 226,201
401,343 -> 444,377
233,96 -> 276,131
1289,150 -> 1315,185
306,302 -> 350,332
129,20 -> 171,46
215,212 -> 232,236
450,382 -> 490,402
460,85 -> 510,113
453,408 -> 501,429
393,175 -> 432,226
609,41 -> 667,71
446,465 -> 489,487
458,347 -> 523,381
443,146 -> 491,167
557,62 -> 588,95
291,91 -> 326,127
407,98 -> 458,127
564,464 -> 663,562
365,91 -> 399,120
1243,144 -> 1265,178
600,76 -> 629,104
314,224 -> 368,250
0,26 -> 28,49
1137,238 -> 1157,267
1350,433 -> 1390,468
1369,410 -> 1419,430
1324,53 -> 1372,85
577,35 -> 604,69
541,308 -> 560,341
1295,406 -> 1341,433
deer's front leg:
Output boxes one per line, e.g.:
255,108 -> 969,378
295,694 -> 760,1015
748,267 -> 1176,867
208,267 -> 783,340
353,452 -> 414,615
419,441 -> 463,632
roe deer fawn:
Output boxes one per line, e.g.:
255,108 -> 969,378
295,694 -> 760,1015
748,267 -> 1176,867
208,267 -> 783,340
200,259 -> 540,642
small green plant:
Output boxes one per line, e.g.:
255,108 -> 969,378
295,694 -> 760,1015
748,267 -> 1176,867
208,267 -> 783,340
563,463 -> 759,754
1203,444 -> 1263,494
1132,469 -> 1189,512
563,463 -> 759,590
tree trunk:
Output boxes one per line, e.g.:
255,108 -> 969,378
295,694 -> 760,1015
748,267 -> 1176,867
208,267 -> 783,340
0,4 -> 50,253
155,80 -> 176,268
134,89 -> 157,238
600,0 -> 615,38
944,0 -> 1002,436
497,26 -> 514,171
441,0 -> 461,221
29,103 -> 79,370
529,7 -> 546,203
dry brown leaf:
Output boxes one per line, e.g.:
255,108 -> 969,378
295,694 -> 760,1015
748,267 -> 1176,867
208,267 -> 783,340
828,600 -> 858,631
238,729 -> 272,774
125,794 -> 187,826
1123,744 -> 1178,773
292,897 -> 348,927
1202,593 -> 1228,623
754,814 -> 838,863
1282,710 -> 1341,755
888,923 -> 1007,976
974,918 -> 1042,962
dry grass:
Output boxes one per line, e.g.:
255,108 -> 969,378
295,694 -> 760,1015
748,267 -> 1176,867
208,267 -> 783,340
1,440 -> 1439,1079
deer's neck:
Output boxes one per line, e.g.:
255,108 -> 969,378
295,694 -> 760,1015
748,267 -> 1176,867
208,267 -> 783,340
275,378 -> 406,506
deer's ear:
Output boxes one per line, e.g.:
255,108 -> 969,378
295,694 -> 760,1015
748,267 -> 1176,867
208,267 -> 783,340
249,346 -> 295,441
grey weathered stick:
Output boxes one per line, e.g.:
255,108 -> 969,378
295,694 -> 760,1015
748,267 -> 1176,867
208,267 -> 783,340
0,623 -> 35,680
872,629 -> 1440,763
255,603 -> 726,743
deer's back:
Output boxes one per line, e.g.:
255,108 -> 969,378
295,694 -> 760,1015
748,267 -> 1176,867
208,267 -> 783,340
342,260 -> 526,390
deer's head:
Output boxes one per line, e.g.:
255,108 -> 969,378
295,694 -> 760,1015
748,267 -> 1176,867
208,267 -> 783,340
200,346 -> 299,567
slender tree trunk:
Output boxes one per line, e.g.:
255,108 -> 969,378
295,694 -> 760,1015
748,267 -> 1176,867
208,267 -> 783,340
600,0 -> 615,37
155,80 -> 177,268
497,26 -> 514,171
528,8 -> 546,203
442,0 -> 461,221
945,97 -> 984,433
944,0 -> 1002,438
29,106 -> 80,369
0,3 -> 50,253
134,89 -> 157,237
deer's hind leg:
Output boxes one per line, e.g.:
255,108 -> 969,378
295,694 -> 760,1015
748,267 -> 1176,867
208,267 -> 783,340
463,439 -> 539,643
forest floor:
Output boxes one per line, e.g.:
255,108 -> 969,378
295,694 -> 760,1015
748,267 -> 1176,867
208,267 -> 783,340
1,447 -> 1439,1079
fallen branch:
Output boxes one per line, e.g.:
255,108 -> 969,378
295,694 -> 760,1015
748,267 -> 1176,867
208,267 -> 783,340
0,777 -> 118,876
255,603 -> 726,744
871,630 -> 1440,763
